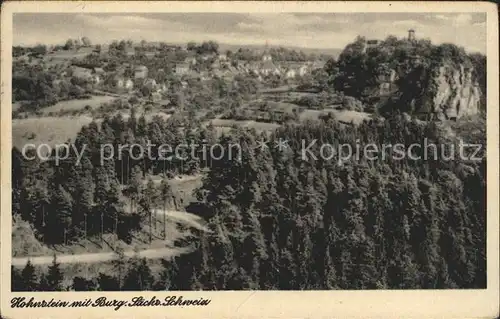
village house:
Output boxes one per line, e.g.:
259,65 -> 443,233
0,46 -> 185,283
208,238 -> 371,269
284,68 -> 297,79
246,50 -> 281,77
134,65 -> 148,79
93,67 -> 105,75
175,63 -> 190,76
91,74 -> 101,85
212,69 -> 233,81
247,61 -> 261,76
218,53 -> 228,61
260,60 -> 280,76
89,67 -> 105,85
297,65 -> 309,77
157,82 -> 168,93
260,49 -> 281,76
150,91 -> 162,102
283,62 -> 309,79
310,60 -> 326,71
364,39 -> 380,53
184,56 -> 197,66
210,59 -> 221,71
107,75 -> 134,92
124,78 -> 134,91
125,46 -> 135,56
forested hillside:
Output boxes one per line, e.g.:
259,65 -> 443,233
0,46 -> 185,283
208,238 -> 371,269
171,115 -> 486,290
12,113 -> 486,290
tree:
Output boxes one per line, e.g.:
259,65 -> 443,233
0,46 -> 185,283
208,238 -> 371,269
122,258 -> 154,291
72,157 -> 94,238
112,247 -> 128,287
46,184 -> 73,244
187,42 -> 197,51
64,39 -> 74,50
127,165 -> 144,214
144,178 -> 159,234
81,37 -> 92,47
72,276 -> 97,291
32,44 -> 47,56
153,259 -> 178,291
97,273 -> 120,291
19,261 -> 38,291
11,266 -> 24,291
41,255 -> 64,291
159,178 -> 173,238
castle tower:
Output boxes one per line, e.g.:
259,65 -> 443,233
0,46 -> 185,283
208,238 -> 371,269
262,40 -> 272,62
408,29 -> 416,42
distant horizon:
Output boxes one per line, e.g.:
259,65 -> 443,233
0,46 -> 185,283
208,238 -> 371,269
13,13 -> 487,54
14,38 -> 344,53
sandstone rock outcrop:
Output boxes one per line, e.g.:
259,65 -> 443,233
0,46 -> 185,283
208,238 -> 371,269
393,60 -> 483,120
429,64 -> 481,120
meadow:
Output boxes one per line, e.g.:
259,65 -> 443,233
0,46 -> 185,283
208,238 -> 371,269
42,95 -> 117,115
299,109 -> 372,125
12,116 -> 94,152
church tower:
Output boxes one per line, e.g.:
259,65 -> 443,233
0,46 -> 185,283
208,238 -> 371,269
262,40 -> 272,62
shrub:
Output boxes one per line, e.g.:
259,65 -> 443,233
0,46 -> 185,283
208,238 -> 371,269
341,96 -> 364,111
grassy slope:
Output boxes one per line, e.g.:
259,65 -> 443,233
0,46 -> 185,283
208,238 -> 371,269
41,96 -> 117,114
12,116 -> 94,151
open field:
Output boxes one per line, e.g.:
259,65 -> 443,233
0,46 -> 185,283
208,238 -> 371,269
115,110 -> 172,122
169,175 -> 204,206
42,96 -> 117,114
46,48 -> 94,59
210,119 -> 281,130
12,108 -> 173,153
244,120 -> 282,131
258,85 -> 296,93
12,115 -> 94,151
146,174 -> 204,207
247,99 -> 300,112
300,109 -> 372,125
208,119 -> 282,137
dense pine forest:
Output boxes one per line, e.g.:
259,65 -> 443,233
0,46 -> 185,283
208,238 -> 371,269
12,110 -> 486,290
11,29 -> 488,291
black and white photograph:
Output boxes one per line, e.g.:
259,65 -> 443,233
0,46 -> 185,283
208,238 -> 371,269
1,2 -> 499,319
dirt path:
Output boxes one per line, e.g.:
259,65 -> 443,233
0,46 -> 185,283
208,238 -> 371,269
155,209 -> 209,232
11,246 -> 189,267
12,210 -> 207,268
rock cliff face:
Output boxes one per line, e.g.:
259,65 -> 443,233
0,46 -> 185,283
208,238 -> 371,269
428,64 -> 481,120
382,60 -> 483,120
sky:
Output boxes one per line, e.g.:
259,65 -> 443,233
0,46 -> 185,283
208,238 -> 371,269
13,12 -> 487,54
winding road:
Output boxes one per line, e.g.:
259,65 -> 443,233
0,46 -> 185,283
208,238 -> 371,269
11,210 -> 208,267
11,246 -> 188,267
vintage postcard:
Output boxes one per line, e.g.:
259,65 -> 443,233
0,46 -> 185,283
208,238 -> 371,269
1,1 -> 499,318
